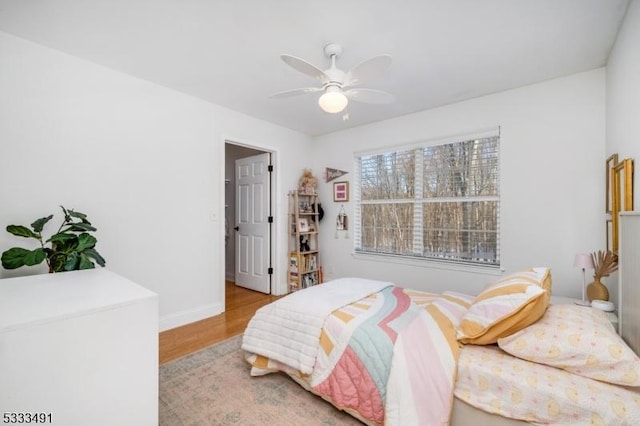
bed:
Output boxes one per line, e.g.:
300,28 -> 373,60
242,264 -> 640,425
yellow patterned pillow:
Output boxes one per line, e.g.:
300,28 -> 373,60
498,304 -> 640,386
457,268 -> 551,345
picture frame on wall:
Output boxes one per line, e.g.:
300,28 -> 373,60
333,181 -> 349,202
611,157 -> 634,252
605,154 -> 619,214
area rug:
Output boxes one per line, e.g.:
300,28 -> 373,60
159,335 -> 363,425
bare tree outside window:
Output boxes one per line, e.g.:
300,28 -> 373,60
355,135 -> 500,267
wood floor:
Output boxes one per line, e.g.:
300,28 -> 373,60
159,280 -> 279,364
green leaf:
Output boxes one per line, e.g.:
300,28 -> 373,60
67,210 -> 88,221
68,210 -> 93,225
64,223 -> 97,232
6,225 -> 39,239
84,248 -> 106,267
76,233 -> 97,251
64,252 -> 79,271
1,247 -> 29,269
47,232 -> 77,244
60,205 -> 70,222
23,248 -> 47,266
49,253 -> 67,273
1,247 -> 45,269
31,215 -> 53,233
78,254 -> 96,270
53,237 -> 78,253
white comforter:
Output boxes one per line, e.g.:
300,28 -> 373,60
241,277 -> 392,374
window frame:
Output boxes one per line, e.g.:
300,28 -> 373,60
353,128 -> 501,270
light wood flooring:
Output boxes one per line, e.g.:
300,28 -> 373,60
159,280 -> 279,364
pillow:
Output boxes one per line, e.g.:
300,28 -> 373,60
498,304 -> 640,386
457,267 -> 551,345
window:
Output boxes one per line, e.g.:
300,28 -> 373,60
354,131 -> 500,267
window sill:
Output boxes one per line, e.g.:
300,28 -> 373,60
351,251 -> 504,276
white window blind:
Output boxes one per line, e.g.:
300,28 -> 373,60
354,132 -> 500,267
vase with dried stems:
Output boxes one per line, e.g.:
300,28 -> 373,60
587,250 -> 618,302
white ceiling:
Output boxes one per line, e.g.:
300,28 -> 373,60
0,0 -> 630,136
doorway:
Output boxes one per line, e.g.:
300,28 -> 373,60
224,142 -> 273,294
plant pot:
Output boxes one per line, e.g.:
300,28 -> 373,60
587,277 -> 609,302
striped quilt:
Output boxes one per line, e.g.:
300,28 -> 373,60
245,285 -> 469,425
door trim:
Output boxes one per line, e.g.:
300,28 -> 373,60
222,138 -> 280,308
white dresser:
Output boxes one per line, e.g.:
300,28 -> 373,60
0,269 -> 159,426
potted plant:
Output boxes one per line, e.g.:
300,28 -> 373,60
587,249 -> 618,301
1,206 -> 106,273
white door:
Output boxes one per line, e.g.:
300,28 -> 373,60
235,153 -> 271,293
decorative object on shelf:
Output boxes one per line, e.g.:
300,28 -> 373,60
297,218 -> 310,232
324,167 -> 348,183
313,203 -> 325,222
288,253 -> 299,273
298,169 -> 318,195
333,181 -> 349,202
573,253 -> 594,306
587,250 -> 618,302
299,236 -> 310,252
335,205 -> 349,239
607,154 -> 634,252
1,206 -> 106,273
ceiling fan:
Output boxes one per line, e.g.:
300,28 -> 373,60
270,43 -> 395,114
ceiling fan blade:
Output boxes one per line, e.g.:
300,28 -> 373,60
344,54 -> 392,87
280,54 -> 327,82
345,88 -> 395,104
269,87 -> 323,99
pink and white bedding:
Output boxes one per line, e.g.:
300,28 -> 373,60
242,277 -> 392,374
243,280 -> 465,425
456,344 -> 640,424
242,278 -> 640,425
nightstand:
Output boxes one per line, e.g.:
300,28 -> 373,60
550,295 -> 619,333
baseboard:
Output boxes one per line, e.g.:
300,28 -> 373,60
159,302 -> 223,332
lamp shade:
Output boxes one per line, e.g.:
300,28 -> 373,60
318,86 -> 348,113
574,253 -> 594,269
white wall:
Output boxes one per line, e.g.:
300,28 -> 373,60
605,0 -> 640,306
0,32 -> 312,330
607,0 -> 640,199
312,69 -> 606,298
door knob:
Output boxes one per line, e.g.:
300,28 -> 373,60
234,226 -> 239,231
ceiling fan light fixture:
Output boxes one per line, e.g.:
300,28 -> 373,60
272,44 -> 393,114
318,86 -> 348,113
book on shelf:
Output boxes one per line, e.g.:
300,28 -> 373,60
302,273 -> 317,288
304,254 -> 317,272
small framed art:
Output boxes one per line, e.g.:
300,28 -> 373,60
333,181 -> 349,202
297,218 -> 310,232
605,154 -> 619,214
